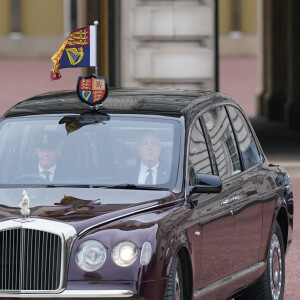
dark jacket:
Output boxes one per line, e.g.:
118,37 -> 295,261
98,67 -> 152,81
126,161 -> 170,185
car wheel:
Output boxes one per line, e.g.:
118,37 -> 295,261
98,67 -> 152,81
236,221 -> 285,300
165,256 -> 184,300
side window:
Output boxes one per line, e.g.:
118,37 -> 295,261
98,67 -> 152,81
188,119 -> 212,186
227,106 -> 260,169
203,106 -> 241,180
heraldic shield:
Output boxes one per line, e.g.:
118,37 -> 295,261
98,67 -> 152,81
77,75 -> 108,105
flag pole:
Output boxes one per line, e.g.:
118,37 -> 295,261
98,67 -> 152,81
94,20 -> 99,76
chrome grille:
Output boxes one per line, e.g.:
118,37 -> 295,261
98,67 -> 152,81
0,228 -> 62,291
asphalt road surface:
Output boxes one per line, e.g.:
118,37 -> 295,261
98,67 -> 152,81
284,178 -> 299,299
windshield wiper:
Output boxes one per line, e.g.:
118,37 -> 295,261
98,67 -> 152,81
43,184 -> 93,188
2,183 -> 100,189
103,183 -> 168,190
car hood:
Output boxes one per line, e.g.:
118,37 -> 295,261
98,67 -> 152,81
0,187 -> 177,233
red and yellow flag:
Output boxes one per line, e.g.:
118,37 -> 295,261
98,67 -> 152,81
50,25 -> 96,80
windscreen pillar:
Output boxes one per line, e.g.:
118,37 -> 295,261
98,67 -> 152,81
284,0 -> 300,129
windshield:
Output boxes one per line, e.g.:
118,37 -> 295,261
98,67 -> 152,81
0,114 -> 181,189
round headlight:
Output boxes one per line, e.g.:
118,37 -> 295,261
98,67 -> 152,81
75,240 -> 106,272
112,241 -> 138,267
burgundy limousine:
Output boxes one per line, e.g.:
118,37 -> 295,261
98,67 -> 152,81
0,88 -> 293,300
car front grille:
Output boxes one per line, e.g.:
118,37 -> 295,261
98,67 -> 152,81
0,219 -> 77,293
0,229 -> 61,291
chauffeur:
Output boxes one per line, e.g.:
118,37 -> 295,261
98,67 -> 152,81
35,131 -> 63,181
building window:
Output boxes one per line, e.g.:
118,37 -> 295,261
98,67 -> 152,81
226,136 -> 241,172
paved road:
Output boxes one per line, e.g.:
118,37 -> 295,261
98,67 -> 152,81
0,59 -> 78,116
251,117 -> 300,300
285,178 -> 300,299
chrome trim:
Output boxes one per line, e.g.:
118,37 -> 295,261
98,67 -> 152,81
78,199 -> 183,236
0,290 -> 134,298
0,219 -> 77,293
193,261 -> 265,297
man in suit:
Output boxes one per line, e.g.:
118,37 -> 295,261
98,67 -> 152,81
136,132 -> 169,185
34,131 -> 63,182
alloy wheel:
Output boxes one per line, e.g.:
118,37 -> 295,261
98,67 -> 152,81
269,233 -> 282,300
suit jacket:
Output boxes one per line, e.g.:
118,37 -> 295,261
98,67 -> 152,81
17,162 -> 62,182
127,161 -> 170,185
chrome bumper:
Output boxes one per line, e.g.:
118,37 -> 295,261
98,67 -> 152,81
0,290 -> 134,298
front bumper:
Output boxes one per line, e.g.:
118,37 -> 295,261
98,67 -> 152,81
0,290 -> 133,298
0,280 -> 168,299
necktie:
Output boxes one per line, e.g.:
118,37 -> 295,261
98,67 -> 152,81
41,170 -> 51,181
145,169 -> 153,185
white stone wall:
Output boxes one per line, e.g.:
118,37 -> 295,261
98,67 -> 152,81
120,0 -> 216,90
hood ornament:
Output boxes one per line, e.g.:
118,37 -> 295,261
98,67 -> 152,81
20,190 -> 31,220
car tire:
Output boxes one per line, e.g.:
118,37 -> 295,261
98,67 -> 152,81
236,221 -> 285,300
165,256 -> 184,300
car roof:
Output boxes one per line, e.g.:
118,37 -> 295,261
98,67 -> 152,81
3,88 -> 234,119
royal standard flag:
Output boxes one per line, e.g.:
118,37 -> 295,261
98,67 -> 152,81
50,25 -> 96,80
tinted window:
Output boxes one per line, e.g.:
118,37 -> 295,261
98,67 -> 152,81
0,115 -> 181,191
188,119 -> 212,185
203,106 -> 241,180
227,106 -> 260,169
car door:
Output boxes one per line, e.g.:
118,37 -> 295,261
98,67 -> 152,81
186,117 -> 220,291
187,115 -> 236,290
226,106 -> 263,273
196,106 -> 244,288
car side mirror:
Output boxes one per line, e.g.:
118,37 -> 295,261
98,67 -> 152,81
190,174 -> 222,194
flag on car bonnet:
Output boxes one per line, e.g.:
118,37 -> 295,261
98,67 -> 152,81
50,25 -> 96,80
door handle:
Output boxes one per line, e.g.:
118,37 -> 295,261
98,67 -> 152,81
220,195 -> 241,206
231,195 -> 241,201
220,198 -> 233,206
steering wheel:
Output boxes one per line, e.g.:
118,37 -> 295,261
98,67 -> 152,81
12,174 -> 48,184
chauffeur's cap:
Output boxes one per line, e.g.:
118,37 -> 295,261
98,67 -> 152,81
35,131 -> 63,150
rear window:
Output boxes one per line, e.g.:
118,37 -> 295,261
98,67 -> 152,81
202,106 -> 242,180
227,106 -> 260,169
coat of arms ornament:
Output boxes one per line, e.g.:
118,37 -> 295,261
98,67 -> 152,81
77,75 -> 108,105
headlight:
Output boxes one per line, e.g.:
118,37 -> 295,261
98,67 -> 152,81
112,241 -> 138,267
75,240 -> 107,272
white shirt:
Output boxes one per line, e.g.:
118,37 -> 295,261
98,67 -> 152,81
138,163 -> 159,184
39,164 -> 57,181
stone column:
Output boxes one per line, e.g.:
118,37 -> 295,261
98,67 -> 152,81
258,0 -> 289,121
285,0 -> 300,129
257,0 -> 271,116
